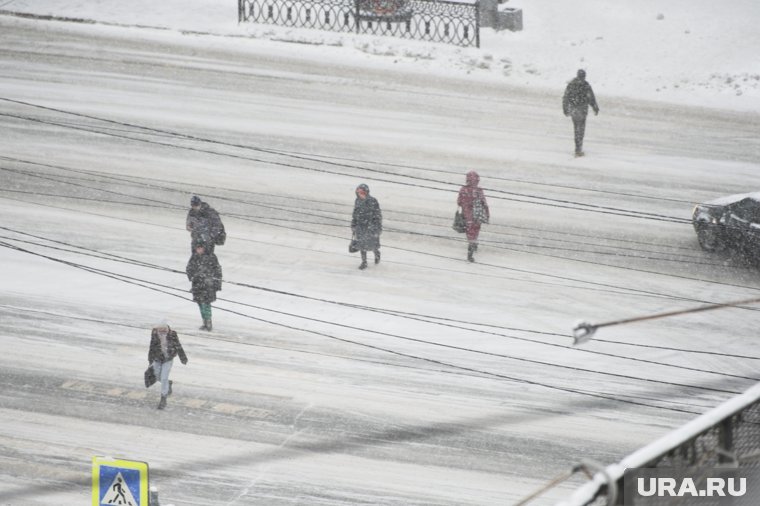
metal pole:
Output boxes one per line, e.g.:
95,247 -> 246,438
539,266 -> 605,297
355,0 -> 361,33
718,417 -> 734,465
149,486 -> 161,506
573,295 -> 760,345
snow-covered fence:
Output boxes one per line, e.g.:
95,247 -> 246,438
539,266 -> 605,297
556,382 -> 760,506
238,0 -> 480,47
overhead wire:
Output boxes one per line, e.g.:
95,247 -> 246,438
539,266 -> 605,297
3,184 -> 760,316
3,153 -> 703,255
277,150 -> 698,205
5,222 -> 756,361
0,238 -> 719,415
1,228 -> 758,384
0,102 -> 756,412
0,193 -> 687,303
3,104 -> 759,364
0,153 -> 708,262
0,304 -> 494,381
0,98 -> 691,223
0,161 -> 751,284
2,162 -> 705,268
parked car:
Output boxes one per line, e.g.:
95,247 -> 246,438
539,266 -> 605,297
692,192 -> 760,257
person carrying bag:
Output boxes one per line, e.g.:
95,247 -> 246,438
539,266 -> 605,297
456,170 -> 490,262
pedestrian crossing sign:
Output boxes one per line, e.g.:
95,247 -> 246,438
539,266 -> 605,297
92,456 -> 149,506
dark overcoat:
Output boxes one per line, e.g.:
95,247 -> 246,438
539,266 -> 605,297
186,251 -> 222,304
186,202 -> 224,247
352,193 -> 382,251
148,327 -> 188,364
562,77 -> 599,118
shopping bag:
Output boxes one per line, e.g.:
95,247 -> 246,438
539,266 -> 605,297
453,210 -> 466,233
144,365 -> 157,388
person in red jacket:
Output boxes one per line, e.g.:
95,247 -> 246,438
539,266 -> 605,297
457,170 -> 490,262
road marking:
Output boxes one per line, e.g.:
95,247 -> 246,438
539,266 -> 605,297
60,380 -> 272,418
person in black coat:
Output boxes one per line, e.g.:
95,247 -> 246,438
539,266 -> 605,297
148,321 -> 188,410
186,242 -> 222,331
562,69 -> 600,157
186,195 -> 225,254
351,183 -> 382,270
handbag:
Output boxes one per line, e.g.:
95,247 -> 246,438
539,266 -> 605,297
473,196 -> 489,224
144,365 -> 157,388
348,234 -> 359,253
453,209 -> 466,233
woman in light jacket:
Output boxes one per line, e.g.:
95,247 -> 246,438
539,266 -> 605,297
148,321 -> 188,410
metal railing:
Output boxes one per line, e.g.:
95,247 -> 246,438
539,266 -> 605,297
239,0 -> 480,47
556,382 -> 760,506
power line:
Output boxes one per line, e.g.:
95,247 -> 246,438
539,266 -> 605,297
4,223 -> 757,363
0,304 -> 493,381
3,184 -> 760,317
2,161 -> 754,298
0,98 -> 690,223
3,154 -> 702,256
1,161 -> 706,267
1,231 -> 756,390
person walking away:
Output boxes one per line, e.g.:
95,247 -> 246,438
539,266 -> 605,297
351,183 -> 382,270
148,320 -> 188,410
457,170 -> 490,262
186,195 -> 226,254
562,69 -> 599,157
186,242 -> 222,331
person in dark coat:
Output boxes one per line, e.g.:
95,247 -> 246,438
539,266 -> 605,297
562,69 -> 600,157
148,320 -> 188,410
186,195 -> 225,254
186,242 -> 222,331
457,170 -> 490,262
351,183 -> 382,270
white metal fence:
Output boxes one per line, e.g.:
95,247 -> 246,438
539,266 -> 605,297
556,382 -> 760,506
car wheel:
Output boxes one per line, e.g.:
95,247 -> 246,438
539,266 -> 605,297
696,225 -> 724,251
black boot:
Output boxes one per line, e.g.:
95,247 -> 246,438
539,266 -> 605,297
374,249 -> 381,264
359,251 -> 368,270
157,395 -> 167,410
467,243 -> 476,262
168,380 -> 173,396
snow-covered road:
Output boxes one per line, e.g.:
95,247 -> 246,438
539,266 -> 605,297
1,15 -> 759,505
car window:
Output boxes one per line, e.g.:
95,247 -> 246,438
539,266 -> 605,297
730,198 -> 760,223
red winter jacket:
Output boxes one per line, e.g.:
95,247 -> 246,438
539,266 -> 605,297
457,171 -> 489,225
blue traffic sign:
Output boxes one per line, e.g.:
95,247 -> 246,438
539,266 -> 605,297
92,457 -> 149,506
